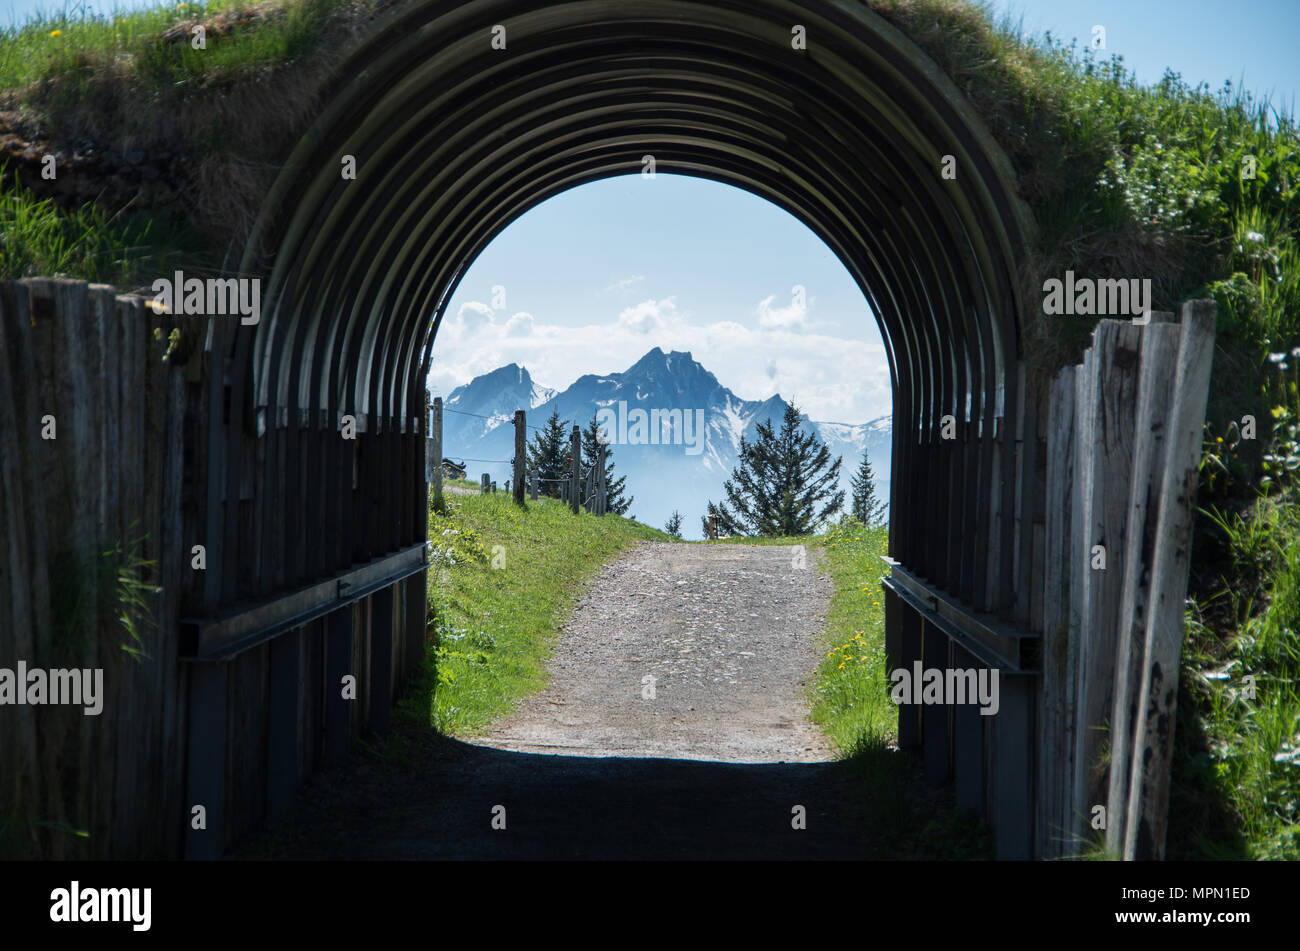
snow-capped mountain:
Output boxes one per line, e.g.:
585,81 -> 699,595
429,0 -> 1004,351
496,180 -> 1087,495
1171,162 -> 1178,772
442,363 -> 556,450
433,348 -> 890,538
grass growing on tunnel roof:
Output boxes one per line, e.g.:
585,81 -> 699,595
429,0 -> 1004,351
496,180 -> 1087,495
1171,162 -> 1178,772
422,488 -> 675,737
0,0 -> 363,91
0,167 -> 199,282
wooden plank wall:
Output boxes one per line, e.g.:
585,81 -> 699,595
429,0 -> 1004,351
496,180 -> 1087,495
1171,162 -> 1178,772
886,302 -> 1216,860
1038,304 -> 1216,859
0,278 -> 429,859
1,279 -> 190,858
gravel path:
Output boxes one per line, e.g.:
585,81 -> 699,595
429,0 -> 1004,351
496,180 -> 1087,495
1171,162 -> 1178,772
246,541 -> 890,859
481,541 -> 834,761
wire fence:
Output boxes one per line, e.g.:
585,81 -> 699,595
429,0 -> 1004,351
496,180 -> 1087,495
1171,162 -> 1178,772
443,406 -> 545,433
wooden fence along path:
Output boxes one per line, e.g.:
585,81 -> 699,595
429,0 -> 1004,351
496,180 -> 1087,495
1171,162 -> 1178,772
1,279 -> 428,859
1038,303 -> 1215,859
427,397 -> 609,513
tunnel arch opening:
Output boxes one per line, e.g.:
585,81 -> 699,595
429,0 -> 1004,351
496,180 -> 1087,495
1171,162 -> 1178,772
233,0 -> 1034,598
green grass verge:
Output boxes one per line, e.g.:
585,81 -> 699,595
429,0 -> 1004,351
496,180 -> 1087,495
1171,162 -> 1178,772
808,517 -> 994,858
422,488 -> 674,737
1171,485 -> 1300,859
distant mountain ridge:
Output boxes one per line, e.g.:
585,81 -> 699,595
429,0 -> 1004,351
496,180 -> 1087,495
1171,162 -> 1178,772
438,348 -> 890,538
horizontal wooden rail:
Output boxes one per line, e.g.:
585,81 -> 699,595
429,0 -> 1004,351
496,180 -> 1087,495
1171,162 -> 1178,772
180,543 -> 428,661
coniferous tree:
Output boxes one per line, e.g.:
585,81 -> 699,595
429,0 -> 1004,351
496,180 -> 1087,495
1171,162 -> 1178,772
665,510 -> 683,538
581,412 -> 633,515
527,410 -> 570,499
850,447 -> 887,527
704,401 -> 844,537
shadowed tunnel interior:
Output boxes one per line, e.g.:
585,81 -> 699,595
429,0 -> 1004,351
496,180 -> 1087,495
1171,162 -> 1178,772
229,0 -> 1035,618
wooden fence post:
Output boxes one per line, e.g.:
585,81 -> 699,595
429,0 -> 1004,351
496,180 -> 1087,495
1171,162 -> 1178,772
481,473 -> 489,494
429,395 -> 443,510
530,467 -> 539,501
513,410 -> 526,507
570,425 -> 581,514
597,445 -> 607,515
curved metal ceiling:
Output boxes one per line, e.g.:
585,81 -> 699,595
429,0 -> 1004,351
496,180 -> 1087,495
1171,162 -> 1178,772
237,0 -> 1033,469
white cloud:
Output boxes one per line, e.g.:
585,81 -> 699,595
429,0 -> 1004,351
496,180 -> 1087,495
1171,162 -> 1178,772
450,300 -> 494,333
617,297 -> 679,334
604,274 -> 646,294
755,293 -> 807,330
427,297 -> 891,424
504,311 -> 534,337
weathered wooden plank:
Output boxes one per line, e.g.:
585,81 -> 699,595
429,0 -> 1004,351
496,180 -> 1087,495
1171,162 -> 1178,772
0,281 -> 47,855
992,673 -> 1034,859
897,601 -> 923,750
952,643 -> 985,813
267,628 -> 303,822
184,662 -> 228,859
1067,340 -> 1097,852
324,606 -> 353,765
1073,320 -> 1144,839
1034,361 -> 1076,857
921,619 -> 952,782
1104,321 -> 1181,856
983,419 -> 1003,614
369,587 -> 395,738
1124,301 -> 1216,860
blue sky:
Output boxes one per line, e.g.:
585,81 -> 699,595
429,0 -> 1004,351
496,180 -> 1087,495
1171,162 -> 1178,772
7,0 -> 1298,423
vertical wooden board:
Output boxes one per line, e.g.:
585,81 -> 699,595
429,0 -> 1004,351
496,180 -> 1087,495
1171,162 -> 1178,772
917,437 -> 935,580
320,422 -> 339,574
223,646 -> 270,850
1125,302 -> 1216,860
974,413 -> 996,612
1105,321 -> 1180,855
184,662 -> 228,860
268,628 -> 303,822
201,347 -> 227,612
1068,341 -> 1097,848
897,602 -> 922,750
158,342 -> 190,858
353,600 -> 369,737
370,588 -> 395,738
984,422 -> 1003,614
992,675 -> 1033,859
953,645 -> 985,814
405,572 -> 427,682
220,389 -> 245,605
1015,370 -> 1039,629
299,618 -> 323,780
883,584 -> 901,674
325,607 -> 353,765
390,426 -> 403,549
999,365 -> 1023,616
1041,365 -> 1076,858
0,281 -> 47,853
958,422 -> 975,603
1075,320 -> 1143,829
943,416 -> 964,591
921,620 -> 951,782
